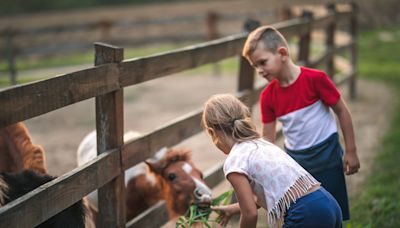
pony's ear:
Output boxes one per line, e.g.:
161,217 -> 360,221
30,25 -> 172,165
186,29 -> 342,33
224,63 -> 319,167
145,158 -> 164,174
145,147 -> 169,174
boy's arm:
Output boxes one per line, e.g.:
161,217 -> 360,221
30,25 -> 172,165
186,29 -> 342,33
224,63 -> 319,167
262,121 -> 276,143
331,98 -> 360,175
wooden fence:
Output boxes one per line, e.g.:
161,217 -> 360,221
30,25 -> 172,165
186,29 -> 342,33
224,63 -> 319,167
0,8 -> 279,85
0,2 -> 358,227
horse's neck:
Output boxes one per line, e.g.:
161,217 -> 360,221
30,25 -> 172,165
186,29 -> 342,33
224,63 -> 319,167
0,127 -> 23,172
1,123 -> 47,174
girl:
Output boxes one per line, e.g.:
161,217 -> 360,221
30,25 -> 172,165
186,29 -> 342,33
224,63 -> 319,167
201,94 -> 342,228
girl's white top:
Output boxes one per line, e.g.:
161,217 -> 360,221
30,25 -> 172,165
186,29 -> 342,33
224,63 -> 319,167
223,138 -> 319,226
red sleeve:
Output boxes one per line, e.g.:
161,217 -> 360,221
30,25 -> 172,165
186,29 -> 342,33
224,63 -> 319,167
260,88 -> 276,123
316,72 -> 341,106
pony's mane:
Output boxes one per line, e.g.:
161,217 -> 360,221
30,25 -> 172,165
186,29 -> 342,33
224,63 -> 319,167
0,177 -> 9,206
164,148 -> 192,164
1,122 -> 47,174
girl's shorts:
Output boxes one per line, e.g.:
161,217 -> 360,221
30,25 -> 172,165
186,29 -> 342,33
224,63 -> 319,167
312,163 -> 350,221
283,187 -> 342,228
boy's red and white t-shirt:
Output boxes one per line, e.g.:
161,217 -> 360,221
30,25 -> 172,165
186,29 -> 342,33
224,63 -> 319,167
260,66 -> 340,150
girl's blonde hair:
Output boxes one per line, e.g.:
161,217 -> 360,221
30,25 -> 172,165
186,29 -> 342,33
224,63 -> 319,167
202,94 -> 260,142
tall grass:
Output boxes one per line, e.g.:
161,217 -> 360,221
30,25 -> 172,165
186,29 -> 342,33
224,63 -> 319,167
346,26 -> 400,228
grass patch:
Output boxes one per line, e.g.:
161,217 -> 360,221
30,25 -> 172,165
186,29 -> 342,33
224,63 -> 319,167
346,26 -> 400,227
176,189 -> 234,228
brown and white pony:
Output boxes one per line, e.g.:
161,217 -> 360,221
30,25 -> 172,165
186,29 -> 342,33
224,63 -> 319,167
77,131 -> 212,221
0,122 -> 87,228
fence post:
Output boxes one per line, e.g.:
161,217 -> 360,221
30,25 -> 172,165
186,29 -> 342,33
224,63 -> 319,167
349,2 -> 358,100
325,4 -> 336,80
206,11 -> 220,76
237,19 -> 260,108
276,5 -> 293,21
298,10 -> 313,67
5,29 -> 17,85
94,42 -> 126,228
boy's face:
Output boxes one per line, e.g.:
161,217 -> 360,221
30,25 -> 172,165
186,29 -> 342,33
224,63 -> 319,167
249,43 -> 284,82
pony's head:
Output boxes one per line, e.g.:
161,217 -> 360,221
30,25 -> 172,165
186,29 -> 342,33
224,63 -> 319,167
145,148 -> 212,217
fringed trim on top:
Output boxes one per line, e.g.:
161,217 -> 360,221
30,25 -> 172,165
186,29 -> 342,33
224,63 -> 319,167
267,173 -> 318,226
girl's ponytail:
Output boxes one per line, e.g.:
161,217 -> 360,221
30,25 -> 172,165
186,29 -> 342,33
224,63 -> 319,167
202,94 -> 259,142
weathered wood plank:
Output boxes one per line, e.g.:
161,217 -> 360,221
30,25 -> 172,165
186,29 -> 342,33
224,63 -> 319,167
0,149 -> 120,227
237,19 -> 258,98
203,161 -> 225,188
119,35 -> 245,87
308,42 -> 353,68
349,3 -> 358,99
127,201 -> 169,228
94,42 -> 126,228
0,64 -> 120,128
121,109 -> 204,170
325,4 -> 336,79
336,71 -> 356,87
273,17 -> 310,39
311,14 -> 335,29
298,10 -> 313,66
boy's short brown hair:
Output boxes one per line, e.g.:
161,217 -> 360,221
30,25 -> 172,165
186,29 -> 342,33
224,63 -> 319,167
242,25 -> 289,62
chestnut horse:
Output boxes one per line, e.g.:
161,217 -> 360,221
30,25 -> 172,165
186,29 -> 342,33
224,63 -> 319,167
77,131 -> 212,221
0,122 -> 47,174
0,122 -> 88,227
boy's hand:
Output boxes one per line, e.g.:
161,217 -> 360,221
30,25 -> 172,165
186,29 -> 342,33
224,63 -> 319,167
343,150 -> 360,175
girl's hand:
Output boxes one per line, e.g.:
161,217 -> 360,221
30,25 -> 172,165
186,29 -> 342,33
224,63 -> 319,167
211,204 -> 240,227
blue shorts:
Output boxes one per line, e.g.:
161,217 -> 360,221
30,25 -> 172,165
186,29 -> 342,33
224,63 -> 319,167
283,187 -> 342,228
285,133 -> 350,221
312,164 -> 350,221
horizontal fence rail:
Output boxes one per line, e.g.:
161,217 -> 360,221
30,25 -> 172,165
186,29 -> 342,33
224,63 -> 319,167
0,3 -> 357,227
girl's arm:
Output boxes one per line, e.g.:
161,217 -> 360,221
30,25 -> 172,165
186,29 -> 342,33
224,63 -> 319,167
332,98 -> 360,175
227,172 -> 258,228
211,203 -> 240,226
262,121 -> 276,143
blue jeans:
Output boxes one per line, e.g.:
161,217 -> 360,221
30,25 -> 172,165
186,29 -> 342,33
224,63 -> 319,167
283,187 -> 342,228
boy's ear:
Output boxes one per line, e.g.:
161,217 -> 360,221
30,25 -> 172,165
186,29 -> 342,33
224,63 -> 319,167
277,47 -> 289,60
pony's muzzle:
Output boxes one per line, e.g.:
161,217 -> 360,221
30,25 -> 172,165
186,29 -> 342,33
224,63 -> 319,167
193,178 -> 212,205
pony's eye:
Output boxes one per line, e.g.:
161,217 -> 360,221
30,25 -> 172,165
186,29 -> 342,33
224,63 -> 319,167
167,173 -> 176,181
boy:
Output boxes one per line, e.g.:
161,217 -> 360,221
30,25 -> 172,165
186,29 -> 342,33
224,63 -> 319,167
242,25 -> 360,221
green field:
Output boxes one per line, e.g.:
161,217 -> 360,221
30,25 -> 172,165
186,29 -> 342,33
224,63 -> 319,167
346,26 -> 400,228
